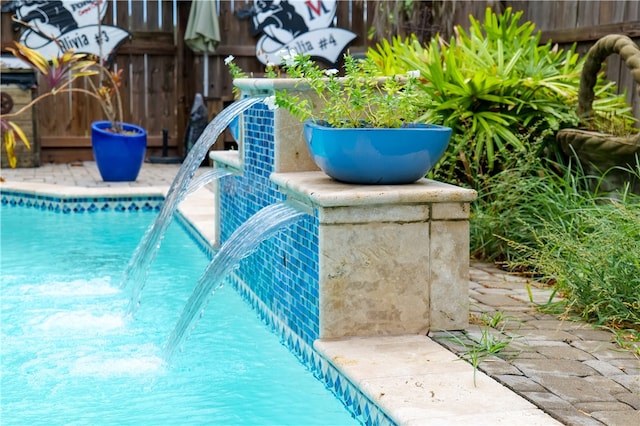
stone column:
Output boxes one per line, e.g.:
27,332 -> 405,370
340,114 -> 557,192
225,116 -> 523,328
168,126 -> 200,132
272,172 -> 477,338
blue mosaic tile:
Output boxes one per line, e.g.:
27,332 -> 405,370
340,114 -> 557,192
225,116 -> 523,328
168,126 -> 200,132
220,103 -> 322,347
0,190 -> 165,214
231,277 -> 394,426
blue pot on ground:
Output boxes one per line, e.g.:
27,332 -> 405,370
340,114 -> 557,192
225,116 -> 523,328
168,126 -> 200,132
91,121 -> 147,182
303,120 -> 452,185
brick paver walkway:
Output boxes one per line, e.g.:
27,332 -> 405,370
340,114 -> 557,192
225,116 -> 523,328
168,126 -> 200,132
433,263 -> 640,426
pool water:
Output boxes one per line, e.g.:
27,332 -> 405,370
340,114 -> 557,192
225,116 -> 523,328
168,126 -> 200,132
0,206 -> 359,425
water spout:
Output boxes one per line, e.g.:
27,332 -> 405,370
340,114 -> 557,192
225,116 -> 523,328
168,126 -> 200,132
121,97 -> 263,316
179,168 -> 234,202
163,201 -> 307,361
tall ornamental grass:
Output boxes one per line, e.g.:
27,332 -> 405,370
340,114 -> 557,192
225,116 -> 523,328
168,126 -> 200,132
472,154 -> 640,330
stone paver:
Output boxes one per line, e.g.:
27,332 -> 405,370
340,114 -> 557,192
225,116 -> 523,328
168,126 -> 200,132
434,261 -> 640,426
0,161 -> 180,187
2,162 -> 639,426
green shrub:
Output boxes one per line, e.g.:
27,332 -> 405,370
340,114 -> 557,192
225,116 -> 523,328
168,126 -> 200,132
470,155 -> 584,261
509,197 -> 640,329
471,153 -> 640,329
368,6 -> 640,333
367,7 -> 634,189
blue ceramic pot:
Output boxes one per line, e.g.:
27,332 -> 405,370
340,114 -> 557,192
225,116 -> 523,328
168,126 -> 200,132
303,120 -> 452,184
91,121 -> 147,182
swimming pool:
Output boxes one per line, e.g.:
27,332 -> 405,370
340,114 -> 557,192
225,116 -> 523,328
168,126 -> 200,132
0,200 -> 361,425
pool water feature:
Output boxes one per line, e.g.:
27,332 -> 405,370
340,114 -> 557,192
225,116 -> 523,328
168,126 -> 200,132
164,201 -> 307,360
203,79 -> 478,424
0,204 -> 360,425
212,80 -> 477,345
121,97 -> 262,315
181,168 -> 233,200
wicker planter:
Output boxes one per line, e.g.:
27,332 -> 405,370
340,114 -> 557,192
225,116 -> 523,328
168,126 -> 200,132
556,34 -> 640,193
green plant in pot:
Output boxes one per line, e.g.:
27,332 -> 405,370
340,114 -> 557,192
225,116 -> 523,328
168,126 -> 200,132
226,52 -> 452,185
0,42 -> 146,181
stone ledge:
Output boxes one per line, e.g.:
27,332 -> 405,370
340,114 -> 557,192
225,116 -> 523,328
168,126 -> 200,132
210,150 -> 242,172
314,335 -> 561,426
271,171 -> 477,207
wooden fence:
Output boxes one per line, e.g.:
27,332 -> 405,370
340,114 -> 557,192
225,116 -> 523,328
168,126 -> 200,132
516,0 -> 640,121
1,0 -> 188,163
1,0 -> 638,164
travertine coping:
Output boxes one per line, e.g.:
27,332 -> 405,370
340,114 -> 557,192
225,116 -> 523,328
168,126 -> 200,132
315,335 -> 562,426
233,76 -> 391,95
271,172 -> 477,208
0,181 -> 167,198
233,77 -> 311,95
209,150 -> 241,172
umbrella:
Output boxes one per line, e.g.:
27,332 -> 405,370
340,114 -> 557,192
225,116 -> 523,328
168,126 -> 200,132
185,0 -> 221,54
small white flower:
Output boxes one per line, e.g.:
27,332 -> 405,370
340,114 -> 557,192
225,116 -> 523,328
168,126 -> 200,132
406,70 -> 420,79
281,49 -> 300,67
263,95 -> 278,110
224,55 -> 235,65
282,56 -> 295,67
266,61 -> 276,68
324,69 -> 339,76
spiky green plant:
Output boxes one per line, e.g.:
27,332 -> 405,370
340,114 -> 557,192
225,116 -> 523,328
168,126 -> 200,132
367,7 -> 635,188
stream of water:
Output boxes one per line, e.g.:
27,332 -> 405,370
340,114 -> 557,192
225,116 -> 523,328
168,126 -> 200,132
163,201 -> 307,361
121,97 -> 263,315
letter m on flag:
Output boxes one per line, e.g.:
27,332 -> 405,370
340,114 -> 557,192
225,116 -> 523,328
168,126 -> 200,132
305,0 -> 329,20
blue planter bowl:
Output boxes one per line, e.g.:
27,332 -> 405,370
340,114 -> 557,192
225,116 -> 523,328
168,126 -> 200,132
303,120 -> 452,184
91,121 -> 147,182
